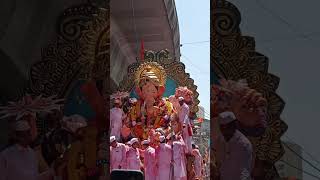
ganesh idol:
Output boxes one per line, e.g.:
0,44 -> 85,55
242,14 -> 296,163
129,62 -> 172,141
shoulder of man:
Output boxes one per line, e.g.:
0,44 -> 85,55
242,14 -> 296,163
147,146 -> 155,152
118,143 -> 126,148
236,131 -> 252,151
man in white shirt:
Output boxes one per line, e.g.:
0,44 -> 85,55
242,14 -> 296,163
110,99 -> 126,141
155,136 -> 172,180
126,138 -> 142,171
142,140 -> 156,180
110,136 -> 127,171
178,97 -> 192,154
0,120 -> 58,180
216,111 -> 253,180
172,135 -> 187,180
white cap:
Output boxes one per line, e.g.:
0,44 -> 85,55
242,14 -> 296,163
126,141 -> 132,145
14,120 -> 31,131
141,139 -> 150,145
110,136 -> 116,143
178,97 -> 184,101
130,138 -> 139,145
219,111 -> 236,125
159,136 -> 165,142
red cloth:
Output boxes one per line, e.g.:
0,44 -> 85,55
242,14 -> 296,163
140,40 -> 145,61
187,124 -> 193,136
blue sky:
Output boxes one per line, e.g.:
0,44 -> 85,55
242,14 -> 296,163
175,0 -> 210,119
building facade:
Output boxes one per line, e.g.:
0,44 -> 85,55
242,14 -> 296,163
197,105 -> 205,119
193,118 -> 210,155
110,0 -> 180,89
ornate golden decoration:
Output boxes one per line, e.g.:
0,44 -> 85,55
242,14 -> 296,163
212,0 -> 287,178
118,49 -> 200,113
28,4 -> 109,98
134,62 -> 167,87
79,8 -> 109,80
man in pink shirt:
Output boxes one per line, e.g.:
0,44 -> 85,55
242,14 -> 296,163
178,97 -> 192,154
142,140 -> 156,180
192,144 -> 202,179
110,136 -> 127,171
172,135 -> 187,180
155,136 -> 173,180
126,138 -> 142,171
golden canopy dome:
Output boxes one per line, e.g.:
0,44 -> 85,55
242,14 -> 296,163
135,62 -> 167,87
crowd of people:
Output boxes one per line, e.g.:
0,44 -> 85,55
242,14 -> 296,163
0,94 -> 110,180
110,95 -> 208,180
212,79 -> 268,180
0,61 -> 211,180
0,95 -> 208,180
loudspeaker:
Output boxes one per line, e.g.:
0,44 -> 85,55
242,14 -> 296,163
110,169 -> 144,180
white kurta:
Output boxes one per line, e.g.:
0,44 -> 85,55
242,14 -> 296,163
110,107 -> 125,140
0,144 -> 53,180
179,103 -> 192,153
172,139 -> 187,180
110,142 -> 127,170
144,146 -> 156,180
126,147 -> 141,170
155,143 -> 172,180
219,130 -> 253,180
192,149 -> 202,178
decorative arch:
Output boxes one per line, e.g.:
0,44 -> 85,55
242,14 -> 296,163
27,3 -> 109,132
28,3 -> 109,98
212,0 -> 288,178
118,49 -> 200,113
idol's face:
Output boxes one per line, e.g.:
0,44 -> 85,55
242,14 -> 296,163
141,82 -> 158,102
